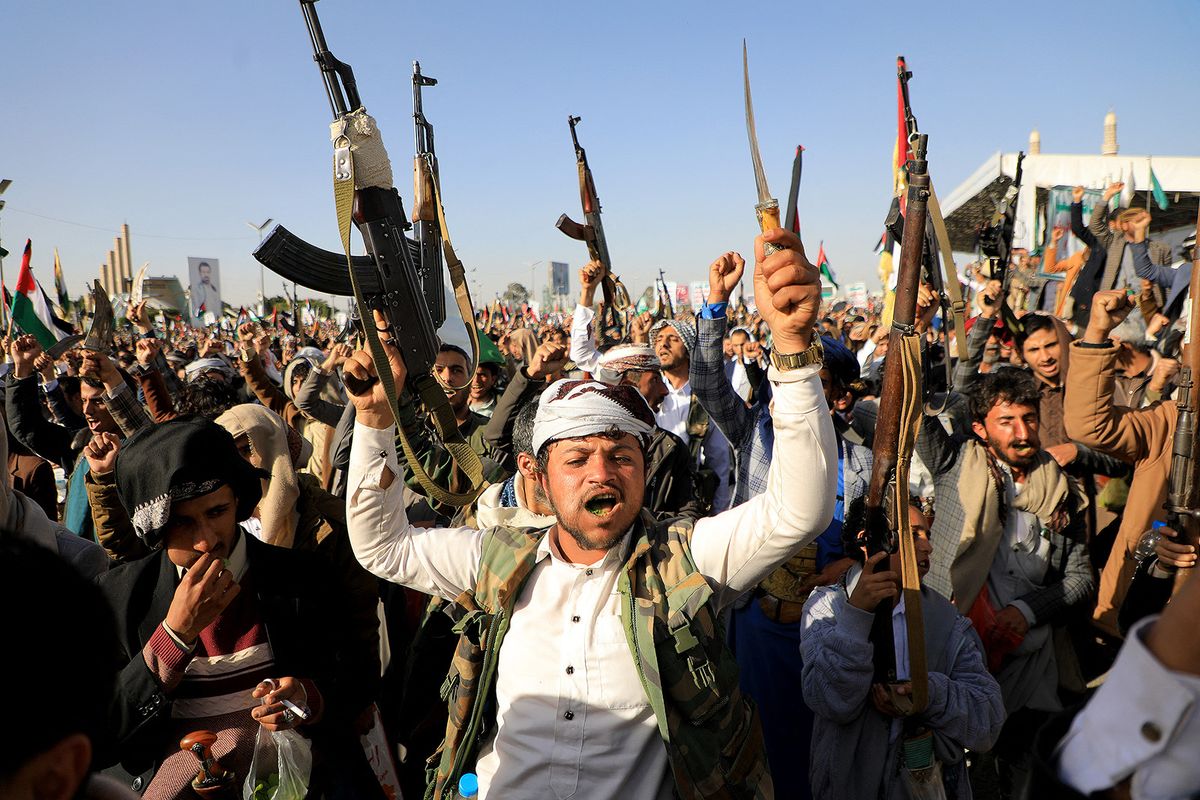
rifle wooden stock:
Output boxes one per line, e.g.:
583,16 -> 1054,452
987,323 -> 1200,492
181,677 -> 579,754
864,133 -> 930,711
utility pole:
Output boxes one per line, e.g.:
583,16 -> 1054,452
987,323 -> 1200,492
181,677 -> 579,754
246,218 -> 273,314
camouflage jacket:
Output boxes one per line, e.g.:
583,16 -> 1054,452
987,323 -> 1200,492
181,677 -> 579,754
426,511 -> 770,800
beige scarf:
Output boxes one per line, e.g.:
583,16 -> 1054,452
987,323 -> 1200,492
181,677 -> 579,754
948,440 -> 1077,613
216,404 -> 301,548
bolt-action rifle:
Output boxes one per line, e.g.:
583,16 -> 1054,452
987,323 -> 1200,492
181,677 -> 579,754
861,133 -> 932,717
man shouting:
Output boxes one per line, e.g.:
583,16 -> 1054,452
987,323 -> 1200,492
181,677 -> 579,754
345,228 -> 837,800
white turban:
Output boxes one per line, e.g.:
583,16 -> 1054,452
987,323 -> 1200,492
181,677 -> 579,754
532,379 -> 656,457
595,344 -> 660,386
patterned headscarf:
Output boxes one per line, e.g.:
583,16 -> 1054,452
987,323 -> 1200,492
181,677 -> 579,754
595,344 -> 660,386
115,418 -> 264,548
649,319 -> 697,355
532,379 -> 656,457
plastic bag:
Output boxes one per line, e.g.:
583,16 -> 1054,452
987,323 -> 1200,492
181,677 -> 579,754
242,726 -> 312,800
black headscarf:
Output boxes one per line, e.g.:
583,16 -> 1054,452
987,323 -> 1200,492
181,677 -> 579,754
115,417 -> 264,549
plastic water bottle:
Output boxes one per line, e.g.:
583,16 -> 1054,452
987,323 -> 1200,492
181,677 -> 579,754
455,773 -> 479,799
1134,521 -> 1167,562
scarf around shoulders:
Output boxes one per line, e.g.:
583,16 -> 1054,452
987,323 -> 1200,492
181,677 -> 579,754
941,440 -> 1079,613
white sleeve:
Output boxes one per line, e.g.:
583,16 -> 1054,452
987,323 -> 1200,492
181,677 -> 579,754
569,303 -> 601,374
1056,616 -> 1200,799
690,364 -> 837,607
346,421 -> 484,600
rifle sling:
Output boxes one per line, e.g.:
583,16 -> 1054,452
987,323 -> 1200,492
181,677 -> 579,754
927,186 -> 968,364
894,332 -> 929,714
334,135 -> 486,508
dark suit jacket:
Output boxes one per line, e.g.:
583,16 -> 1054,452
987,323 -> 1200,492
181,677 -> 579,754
96,533 -> 373,782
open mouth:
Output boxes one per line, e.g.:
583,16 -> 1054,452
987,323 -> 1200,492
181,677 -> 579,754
584,492 -> 619,517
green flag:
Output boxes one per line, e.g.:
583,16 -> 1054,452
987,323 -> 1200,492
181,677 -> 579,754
1149,163 -> 1169,211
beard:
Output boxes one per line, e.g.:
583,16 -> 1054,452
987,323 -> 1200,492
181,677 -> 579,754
547,491 -> 633,553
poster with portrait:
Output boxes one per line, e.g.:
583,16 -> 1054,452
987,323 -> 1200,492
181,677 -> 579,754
1036,187 -> 1105,281
187,257 -> 222,324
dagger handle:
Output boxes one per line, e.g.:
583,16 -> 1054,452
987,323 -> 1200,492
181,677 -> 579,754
755,200 -> 788,256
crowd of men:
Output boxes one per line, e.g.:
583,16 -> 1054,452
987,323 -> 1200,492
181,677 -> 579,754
5,189 -> 1200,800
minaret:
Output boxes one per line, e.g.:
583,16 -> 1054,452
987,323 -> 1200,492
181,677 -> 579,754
1028,129 -> 1041,155
1103,110 -> 1118,156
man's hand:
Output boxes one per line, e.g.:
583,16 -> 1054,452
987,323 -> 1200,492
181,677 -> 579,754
1103,182 -> 1124,202
1149,357 -> 1180,394
1045,442 -> 1078,468
237,322 -> 258,345
753,228 -> 820,354
80,352 -> 121,390
870,682 -> 913,718
1146,313 -> 1171,339
994,605 -> 1030,639
707,251 -> 745,305
527,341 -> 568,381
1124,209 -> 1151,243
163,552 -> 240,644
579,260 -> 603,307
848,552 -> 899,612
127,300 -> 153,334
135,337 -> 161,368
321,343 -> 353,372
251,678 -> 310,732
1050,227 -> 1065,245
1072,186 -> 1085,204
915,283 -> 938,333
11,335 -> 43,380
1083,289 -> 1134,344
33,353 -> 58,384
1155,527 -> 1197,570
199,338 -> 223,359
977,280 -> 1002,319
83,432 -> 120,475
629,311 -> 653,345
743,339 -> 763,363
344,311 -> 407,429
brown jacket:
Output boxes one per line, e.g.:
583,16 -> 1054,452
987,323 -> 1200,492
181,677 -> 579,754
1063,341 -> 1176,635
10,451 -> 58,521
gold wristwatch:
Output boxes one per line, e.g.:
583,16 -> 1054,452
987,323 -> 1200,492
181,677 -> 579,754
770,338 -> 824,371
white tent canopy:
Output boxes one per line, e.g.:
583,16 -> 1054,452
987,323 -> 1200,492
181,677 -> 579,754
941,152 -> 1200,253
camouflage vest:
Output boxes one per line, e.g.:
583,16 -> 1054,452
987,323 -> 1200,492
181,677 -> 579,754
425,512 -> 770,800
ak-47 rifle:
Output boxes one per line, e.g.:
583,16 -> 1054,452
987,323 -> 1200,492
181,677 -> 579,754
253,0 -> 484,507
556,116 -> 632,345
978,152 -> 1027,338
861,133 -> 932,716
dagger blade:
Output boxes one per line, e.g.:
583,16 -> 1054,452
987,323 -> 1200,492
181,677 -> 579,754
743,40 -> 772,205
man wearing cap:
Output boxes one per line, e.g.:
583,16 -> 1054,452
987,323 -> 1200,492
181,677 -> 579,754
346,228 -> 837,799
97,418 -> 380,798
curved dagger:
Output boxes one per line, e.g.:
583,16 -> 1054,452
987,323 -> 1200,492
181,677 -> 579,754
743,40 -> 785,255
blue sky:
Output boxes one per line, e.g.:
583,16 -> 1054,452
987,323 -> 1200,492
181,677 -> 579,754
2,0 -> 1197,309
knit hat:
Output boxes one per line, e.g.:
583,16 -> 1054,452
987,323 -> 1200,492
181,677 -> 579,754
115,417 -> 265,549
649,319 -> 697,355
532,379 -> 656,458
595,344 -> 660,385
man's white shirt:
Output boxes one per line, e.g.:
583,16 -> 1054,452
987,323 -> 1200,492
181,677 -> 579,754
347,365 -> 836,799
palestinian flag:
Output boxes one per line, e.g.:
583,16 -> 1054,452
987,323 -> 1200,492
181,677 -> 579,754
815,242 -> 839,289
11,241 -> 76,349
